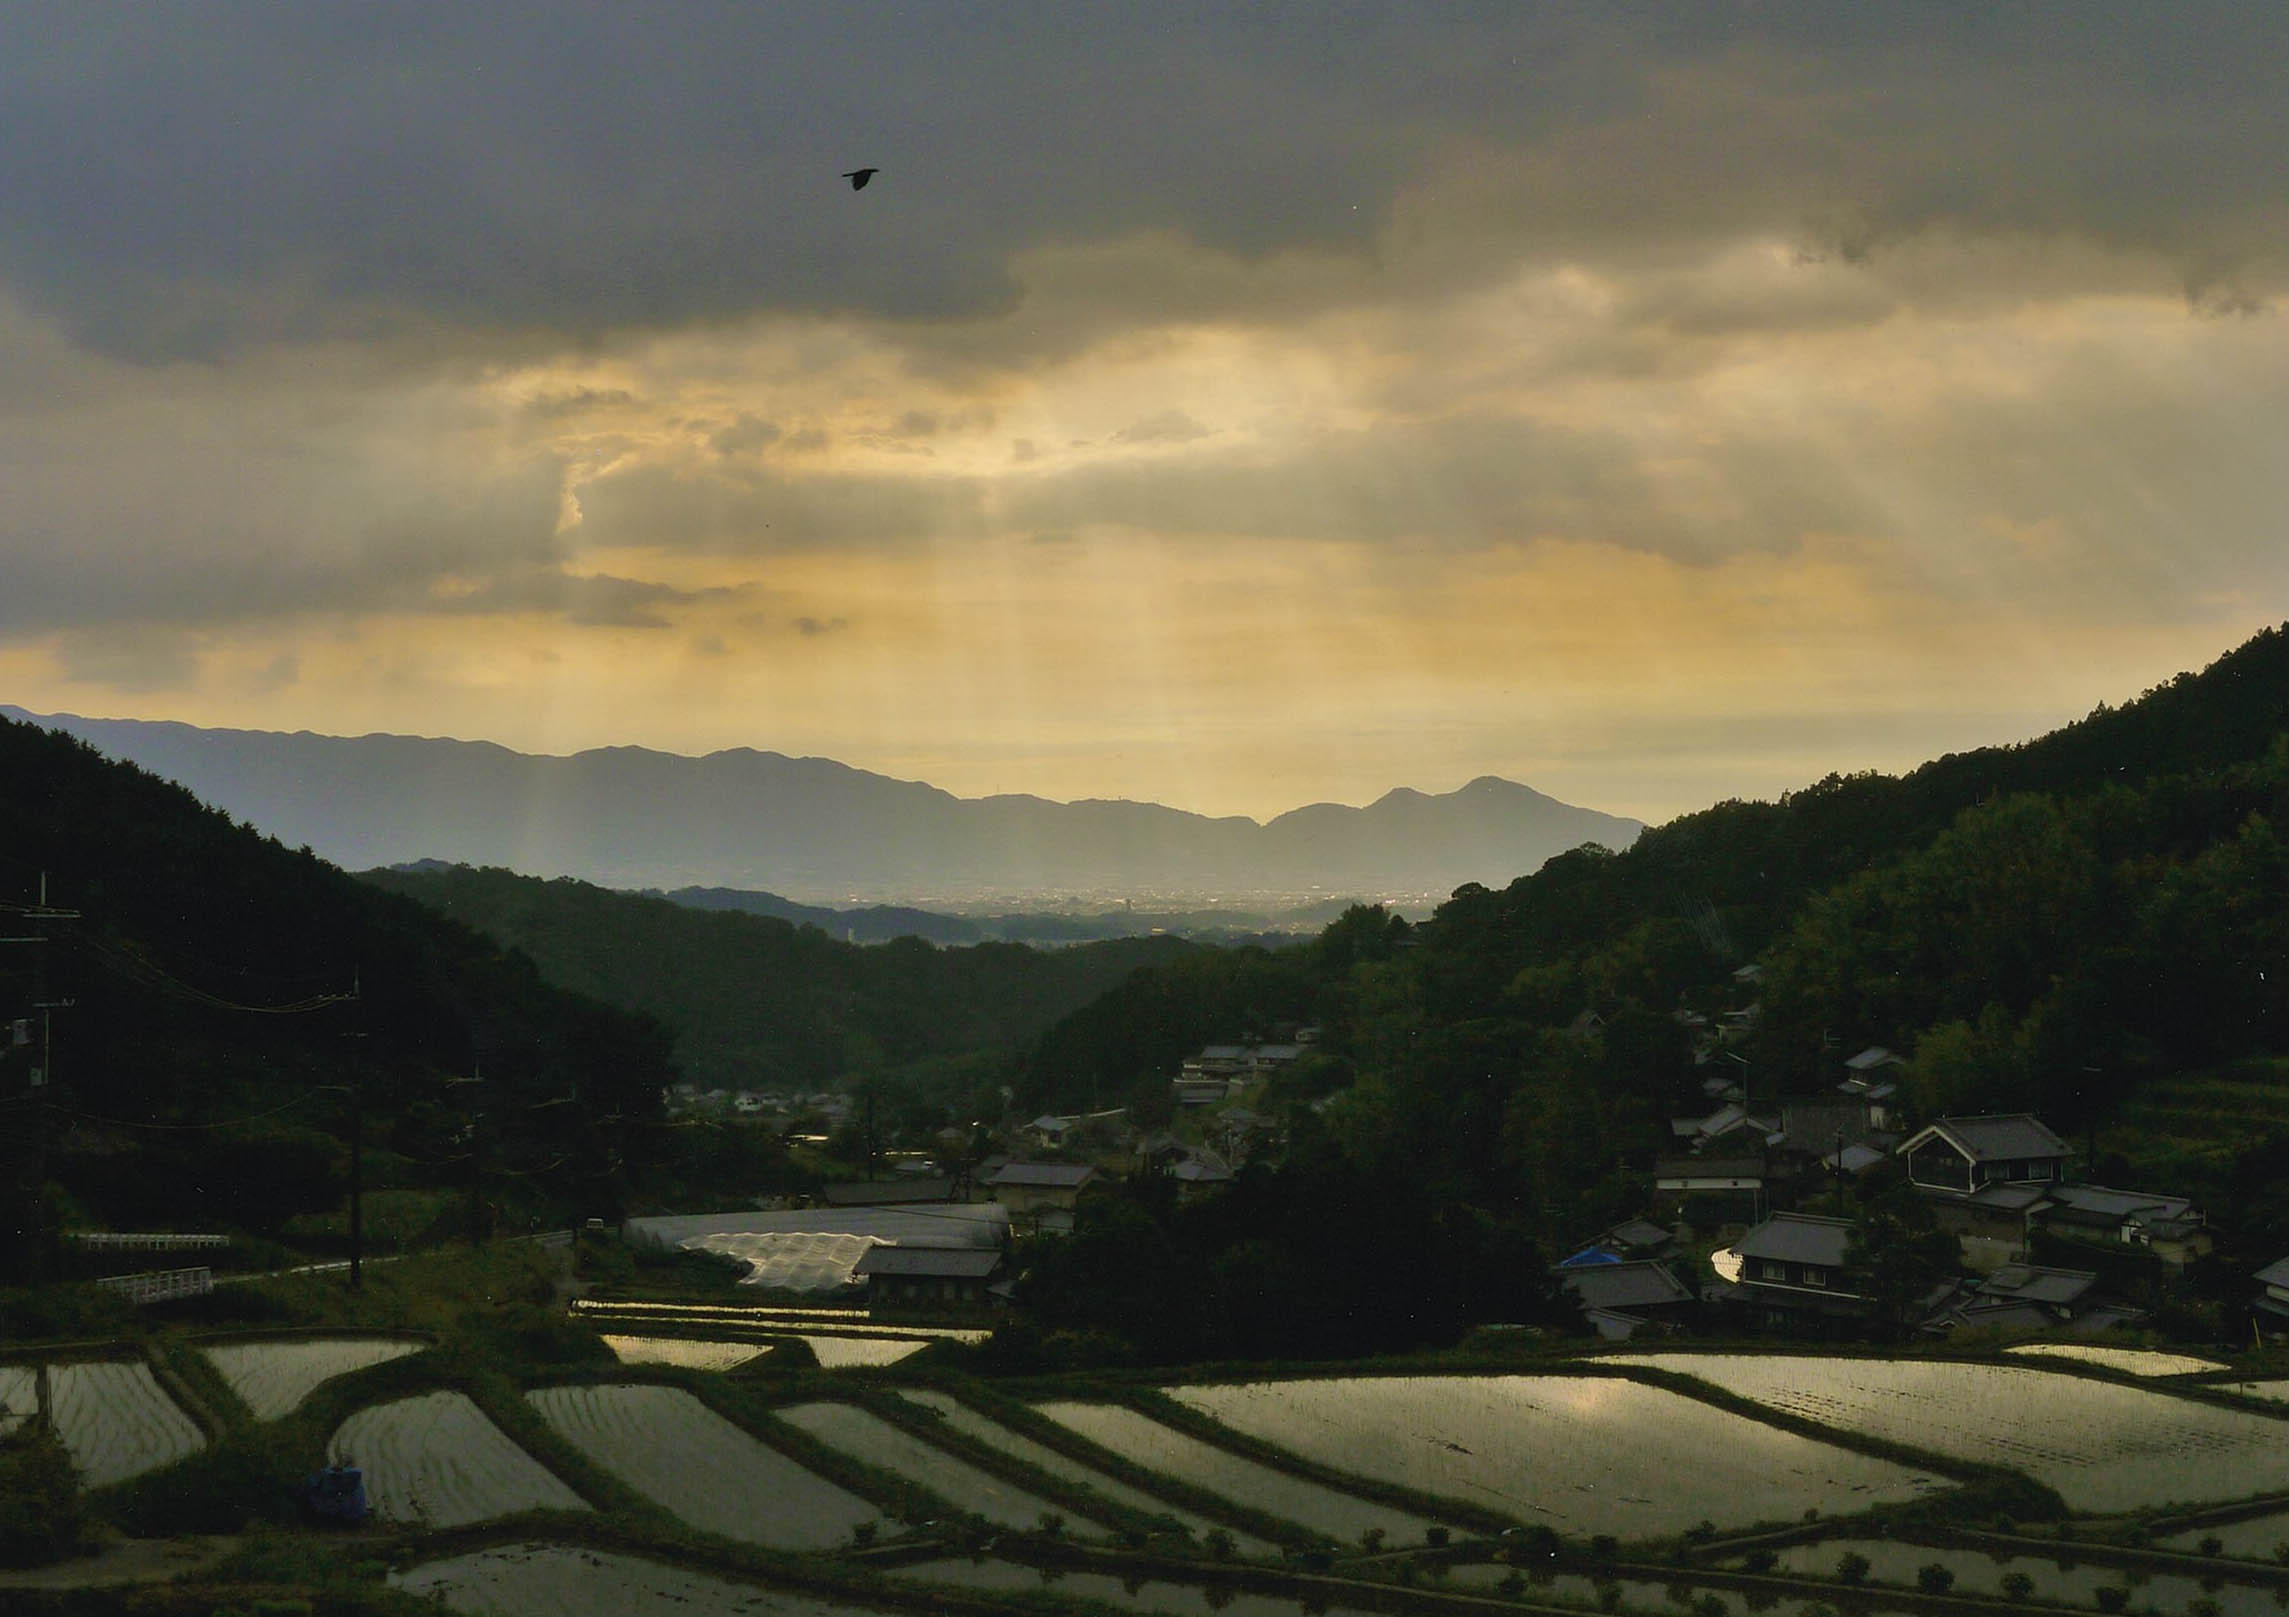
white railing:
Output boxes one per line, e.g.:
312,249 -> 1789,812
92,1267 -> 215,1304
69,1233 -> 230,1251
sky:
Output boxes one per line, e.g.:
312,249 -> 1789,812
2,3 -> 2285,825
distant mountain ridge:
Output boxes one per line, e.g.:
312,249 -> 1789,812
1,710 -> 1643,902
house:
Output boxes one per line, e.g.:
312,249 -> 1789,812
1711,1212 -> 1869,1328
2037,1184 -> 2213,1267
2253,1256 -> 2289,1334
1654,1153 -> 1766,1226
854,1244 -> 1006,1310
1025,1114 -> 1075,1147
1559,1260 -> 1698,1340
1899,1114 -> 2070,1195
1168,1149 -> 1235,1202
1919,1263 -> 2139,1337
1173,1076 -> 1236,1107
986,1162 -> 1099,1217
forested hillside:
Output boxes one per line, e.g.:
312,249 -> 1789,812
1012,626 -> 2289,1357
0,716 -> 677,1274
359,863 -> 1197,1096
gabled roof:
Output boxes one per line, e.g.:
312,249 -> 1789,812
1562,1260 -> 1694,1312
988,1162 -> 1098,1189
1606,1218 -> 1673,1251
1977,1264 -> 2097,1307
853,1244 -> 1006,1279
1966,1181 -> 2052,1211
2254,1256 -> 2289,1289
1903,1114 -> 2069,1162
1734,1212 -> 1855,1268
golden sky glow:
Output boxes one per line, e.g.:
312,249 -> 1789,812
3,9 -> 2284,825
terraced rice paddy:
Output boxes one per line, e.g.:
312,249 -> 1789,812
900,1392 -> 1279,1554
2159,1509 -> 2289,1560
1742,1535 -> 2288,1617
393,1543 -> 892,1615
598,1336 -> 768,1372
331,1390 -> 588,1527
892,1557 -> 1388,1617
527,1384 -> 878,1549
799,1336 -> 929,1369
2223,1380 -> 2289,1404
0,1358 -> 205,1486
774,1401 -> 1090,1533
2003,1344 -> 2226,1376
199,1335 -> 424,1418
1616,1353 -> 2289,1511
1170,1375 -> 1939,1536
1034,1400 -> 1451,1544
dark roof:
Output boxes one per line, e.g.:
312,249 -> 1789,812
1606,1218 -> 1673,1251
1965,1181 -> 2051,1211
2045,1183 -> 2192,1221
1734,1212 -> 1855,1267
1779,1098 -> 1879,1150
1978,1264 -> 2097,1307
2254,1256 -> 2289,1289
853,1245 -> 1006,1279
1914,1114 -> 2069,1162
1563,1260 -> 1694,1312
819,1177 -> 957,1206
1844,1046 -> 1902,1071
989,1162 -> 1098,1189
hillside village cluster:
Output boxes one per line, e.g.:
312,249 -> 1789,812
657,1010 -> 2289,1346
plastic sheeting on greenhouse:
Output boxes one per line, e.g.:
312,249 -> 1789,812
623,1204 -> 1009,1295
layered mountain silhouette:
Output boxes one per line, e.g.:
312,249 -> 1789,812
2,709 -> 1642,902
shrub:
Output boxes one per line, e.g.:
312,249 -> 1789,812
1203,1528 -> 1234,1560
1037,1511 -> 1066,1539
1499,1571 -> 1527,1598
1916,1563 -> 1956,1595
1589,1534 -> 1621,1563
1836,1551 -> 1871,1586
1686,1521 -> 1718,1544
1427,1526 -> 1450,1548
2187,1599 -> 2222,1617
1593,1578 -> 1622,1610
1693,1595 -> 1731,1617
0,1425 -> 85,1569
1361,1527 -> 1386,1553
2095,1587 -> 2129,1613
2001,1572 -> 2035,1600
850,1520 -> 877,1549
2199,1537 -> 2224,1558
1742,1549 -> 1778,1574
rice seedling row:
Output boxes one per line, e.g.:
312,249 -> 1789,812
198,1335 -> 424,1420
775,1401 -> 1095,1534
0,1359 -> 206,1487
899,1392 -> 1281,1557
1033,1401 -> 1449,1546
1170,1375 -> 1939,1539
331,1389 -> 589,1528
527,1383 -> 880,1550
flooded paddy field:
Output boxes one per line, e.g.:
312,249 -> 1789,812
900,1392 -> 1280,1555
2004,1345 -> 2228,1377
198,1334 -> 424,1418
799,1336 -> 930,1369
889,1556 -> 1391,1617
1737,1535 -> 2289,1617
598,1335 -> 769,1371
0,1358 -> 205,1486
1035,1400 -> 1454,1545
528,1383 -> 879,1549
1615,1354 -> 2289,1512
2223,1382 -> 2289,1405
2159,1510 -> 2289,1560
331,1389 -> 588,1527
775,1401 -> 1092,1533
1170,1375 -> 1940,1537
393,1542 -> 897,1616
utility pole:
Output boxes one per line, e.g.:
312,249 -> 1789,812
347,1076 -> 365,1288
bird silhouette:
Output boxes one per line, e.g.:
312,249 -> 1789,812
842,167 -> 878,190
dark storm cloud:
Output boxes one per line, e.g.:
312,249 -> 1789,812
3,4 -> 2283,363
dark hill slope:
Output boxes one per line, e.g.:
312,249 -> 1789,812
358,863 -> 1198,1092
0,714 -> 672,1256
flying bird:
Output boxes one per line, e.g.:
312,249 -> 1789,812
842,167 -> 878,190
